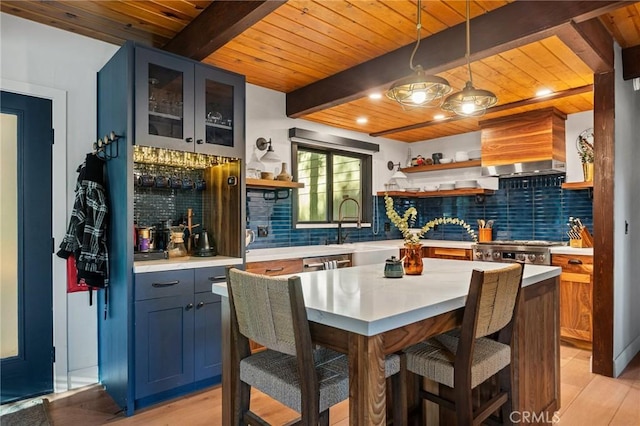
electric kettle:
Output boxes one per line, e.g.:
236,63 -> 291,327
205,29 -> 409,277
193,229 -> 216,257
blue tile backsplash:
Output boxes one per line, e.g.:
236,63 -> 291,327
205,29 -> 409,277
246,174 -> 593,249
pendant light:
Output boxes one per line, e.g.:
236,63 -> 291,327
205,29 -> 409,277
386,0 -> 451,109
441,0 -> 498,117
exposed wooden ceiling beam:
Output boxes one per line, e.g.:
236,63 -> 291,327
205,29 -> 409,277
622,45 -> 640,80
556,18 -> 614,74
163,0 -> 286,61
286,1 -> 627,118
370,85 -> 594,138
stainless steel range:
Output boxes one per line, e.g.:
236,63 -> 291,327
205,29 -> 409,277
472,241 -> 565,265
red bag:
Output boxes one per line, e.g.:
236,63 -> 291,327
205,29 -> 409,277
66,254 -> 89,293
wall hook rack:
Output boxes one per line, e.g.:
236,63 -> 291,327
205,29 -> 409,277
94,131 -> 122,160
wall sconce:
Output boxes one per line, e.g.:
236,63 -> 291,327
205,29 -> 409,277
387,161 -> 408,179
256,137 -> 281,163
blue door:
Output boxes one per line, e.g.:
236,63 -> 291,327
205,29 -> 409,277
1,91 -> 53,404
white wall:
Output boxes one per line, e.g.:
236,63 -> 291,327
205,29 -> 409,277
565,111 -> 594,183
1,12 -> 118,389
245,84 -> 408,193
613,43 -> 640,376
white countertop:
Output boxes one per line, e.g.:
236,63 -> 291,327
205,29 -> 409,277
246,239 -> 474,262
549,246 -> 593,256
213,258 -> 560,336
134,255 -> 243,273
132,240 -> 592,272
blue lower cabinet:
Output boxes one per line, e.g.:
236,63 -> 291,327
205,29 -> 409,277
135,294 -> 195,398
133,267 -> 226,405
194,291 -> 222,381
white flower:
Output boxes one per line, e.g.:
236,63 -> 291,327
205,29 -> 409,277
384,194 -> 478,243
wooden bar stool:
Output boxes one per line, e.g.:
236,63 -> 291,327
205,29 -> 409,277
226,267 -> 404,425
403,263 -> 524,425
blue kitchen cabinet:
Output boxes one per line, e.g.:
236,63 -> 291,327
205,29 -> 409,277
193,268 -> 225,381
133,267 -> 226,403
135,45 -> 245,158
134,269 -> 195,399
97,41 -> 243,415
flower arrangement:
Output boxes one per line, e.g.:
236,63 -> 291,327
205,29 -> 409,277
384,194 -> 477,244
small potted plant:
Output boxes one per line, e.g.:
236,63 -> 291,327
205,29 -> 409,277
577,130 -> 594,182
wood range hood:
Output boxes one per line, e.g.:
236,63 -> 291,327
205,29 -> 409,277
479,108 -> 567,177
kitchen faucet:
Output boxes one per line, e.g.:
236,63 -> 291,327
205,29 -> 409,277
337,196 -> 361,244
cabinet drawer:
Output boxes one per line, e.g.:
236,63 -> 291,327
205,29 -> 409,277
426,247 -> 471,260
194,266 -> 229,294
135,270 -> 194,301
551,254 -> 593,274
246,258 -> 303,276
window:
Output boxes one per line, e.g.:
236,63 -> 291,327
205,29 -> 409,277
293,143 -> 372,225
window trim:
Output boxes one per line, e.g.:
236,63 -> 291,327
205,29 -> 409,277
292,141 -> 372,226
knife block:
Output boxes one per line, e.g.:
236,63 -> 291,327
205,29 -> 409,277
580,227 -> 593,248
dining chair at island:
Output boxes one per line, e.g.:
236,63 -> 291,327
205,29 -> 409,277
224,267 -> 405,425
403,263 -> 524,425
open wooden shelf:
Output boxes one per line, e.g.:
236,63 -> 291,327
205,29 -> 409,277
246,178 -> 304,189
378,188 -> 493,198
401,159 -> 481,173
562,181 -> 593,190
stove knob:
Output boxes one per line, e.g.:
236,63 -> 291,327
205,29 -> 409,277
475,251 -> 484,259
485,252 -> 493,259
528,254 -> 537,262
493,252 -> 501,260
537,254 -> 546,263
516,253 -> 526,261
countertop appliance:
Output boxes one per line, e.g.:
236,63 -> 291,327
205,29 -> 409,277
303,254 -> 351,271
472,240 -> 565,265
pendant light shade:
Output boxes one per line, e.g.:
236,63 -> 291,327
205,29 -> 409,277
256,137 -> 281,163
441,0 -> 497,117
387,66 -> 452,109
441,81 -> 498,117
386,0 -> 451,109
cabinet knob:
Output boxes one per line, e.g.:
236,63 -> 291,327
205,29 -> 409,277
568,259 -> 583,265
185,137 -> 193,143
196,301 -> 205,309
196,139 -> 203,145
185,303 -> 194,311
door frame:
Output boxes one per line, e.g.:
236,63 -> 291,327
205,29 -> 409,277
1,78 -> 68,393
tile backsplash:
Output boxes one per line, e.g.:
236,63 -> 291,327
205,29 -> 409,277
133,163 -> 206,228
246,174 -> 593,249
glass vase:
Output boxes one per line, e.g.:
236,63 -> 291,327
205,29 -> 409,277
403,243 -> 423,275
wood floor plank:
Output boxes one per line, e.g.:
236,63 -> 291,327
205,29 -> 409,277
557,374 -> 631,425
41,346 -> 640,426
608,386 -> 640,426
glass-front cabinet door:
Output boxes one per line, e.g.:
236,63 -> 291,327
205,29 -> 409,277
135,47 -> 195,151
194,65 -> 244,159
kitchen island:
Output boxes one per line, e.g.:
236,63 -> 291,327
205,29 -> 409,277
213,258 -> 562,425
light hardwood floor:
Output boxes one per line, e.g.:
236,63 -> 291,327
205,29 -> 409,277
20,346 -> 640,425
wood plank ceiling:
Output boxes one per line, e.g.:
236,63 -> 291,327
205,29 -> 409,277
2,0 -> 639,142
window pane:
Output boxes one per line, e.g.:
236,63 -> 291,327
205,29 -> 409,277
297,150 -> 327,221
333,155 -> 361,221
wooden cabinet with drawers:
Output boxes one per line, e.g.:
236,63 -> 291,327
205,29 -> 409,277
245,258 -> 304,276
425,247 -> 472,260
551,254 -> 593,344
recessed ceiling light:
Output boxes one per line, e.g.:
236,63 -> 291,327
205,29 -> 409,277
536,88 -> 552,97
368,93 -> 382,100
433,114 -> 445,120
356,117 -> 368,124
